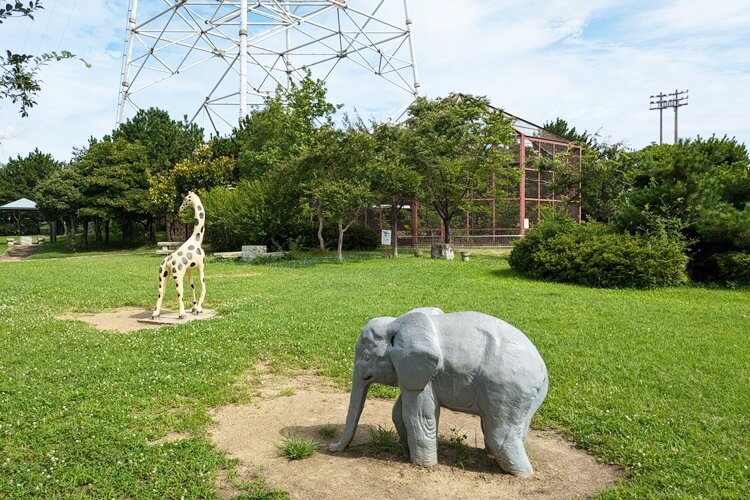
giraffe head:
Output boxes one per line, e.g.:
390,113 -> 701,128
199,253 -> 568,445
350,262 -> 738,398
179,191 -> 196,213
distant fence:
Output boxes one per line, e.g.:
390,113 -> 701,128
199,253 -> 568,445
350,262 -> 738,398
397,234 -> 523,247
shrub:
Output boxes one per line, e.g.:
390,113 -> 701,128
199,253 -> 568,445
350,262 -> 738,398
277,433 -> 317,460
510,215 -> 688,289
713,252 -> 750,286
199,180 -> 267,251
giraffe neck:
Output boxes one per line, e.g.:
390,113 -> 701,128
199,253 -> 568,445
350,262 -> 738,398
189,195 -> 205,245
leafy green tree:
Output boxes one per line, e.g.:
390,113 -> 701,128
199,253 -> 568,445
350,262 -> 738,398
540,118 -> 635,222
234,73 -> 339,180
614,136 -> 750,280
0,1 -> 86,117
230,74 -> 341,248
199,180 -> 267,251
75,139 -> 150,244
405,94 -> 516,244
111,108 -> 203,174
0,148 -> 61,204
371,122 -> 421,257
34,167 -> 83,249
300,125 -> 376,261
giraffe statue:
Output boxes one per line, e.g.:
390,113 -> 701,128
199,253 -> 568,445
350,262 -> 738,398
153,191 -> 207,319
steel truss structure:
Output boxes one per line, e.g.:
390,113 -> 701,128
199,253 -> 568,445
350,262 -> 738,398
117,0 -> 420,133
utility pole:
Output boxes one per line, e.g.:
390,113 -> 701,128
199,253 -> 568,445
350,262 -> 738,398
650,89 -> 688,144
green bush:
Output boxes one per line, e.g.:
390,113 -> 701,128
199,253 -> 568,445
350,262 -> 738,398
510,215 -> 688,289
713,251 -> 750,286
199,181 -> 267,251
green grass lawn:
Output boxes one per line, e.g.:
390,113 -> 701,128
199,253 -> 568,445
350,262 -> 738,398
0,252 -> 748,498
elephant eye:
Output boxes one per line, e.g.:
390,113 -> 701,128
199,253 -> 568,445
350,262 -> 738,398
363,352 -> 371,361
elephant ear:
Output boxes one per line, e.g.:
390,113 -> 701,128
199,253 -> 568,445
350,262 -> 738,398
387,311 -> 443,391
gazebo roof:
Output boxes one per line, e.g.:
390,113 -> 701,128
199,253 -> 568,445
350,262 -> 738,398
0,198 -> 38,211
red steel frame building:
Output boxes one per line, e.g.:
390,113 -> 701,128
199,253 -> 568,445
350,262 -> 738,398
365,111 -> 582,247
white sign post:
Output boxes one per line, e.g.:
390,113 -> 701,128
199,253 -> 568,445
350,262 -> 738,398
381,229 -> 392,246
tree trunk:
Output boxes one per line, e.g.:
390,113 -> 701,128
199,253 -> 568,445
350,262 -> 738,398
83,220 -> 89,249
317,213 -> 326,251
94,218 -> 102,241
105,220 -> 110,245
68,216 -> 77,251
149,217 -> 156,243
390,204 -> 400,258
337,220 -> 344,262
442,217 -> 451,244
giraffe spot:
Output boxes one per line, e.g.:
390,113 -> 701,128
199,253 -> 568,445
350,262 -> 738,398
178,251 -> 183,256
162,271 -> 168,277
194,219 -> 199,225
197,205 -> 202,211
195,234 -> 200,241
172,260 -> 176,266
199,212 -> 204,219
187,252 -> 193,259
182,257 -> 189,265
178,264 -> 183,270
191,284 -> 195,289
188,245 -> 195,250
196,248 -> 201,255
190,262 -> 196,267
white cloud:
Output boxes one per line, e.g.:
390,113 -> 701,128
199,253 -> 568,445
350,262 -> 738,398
0,0 -> 748,162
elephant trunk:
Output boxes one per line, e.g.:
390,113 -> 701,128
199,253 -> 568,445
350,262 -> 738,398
329,374 -> 370,452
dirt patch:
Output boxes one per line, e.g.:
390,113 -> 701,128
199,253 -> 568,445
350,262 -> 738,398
58,307 -> 216,333
0,244 -> 40,261
210,367 -> 623,499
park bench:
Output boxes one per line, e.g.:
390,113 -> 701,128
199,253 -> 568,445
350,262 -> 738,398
6,238 -> 14,246
156,241 -> 183,255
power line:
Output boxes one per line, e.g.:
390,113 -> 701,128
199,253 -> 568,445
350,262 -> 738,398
649,89 -> 688,144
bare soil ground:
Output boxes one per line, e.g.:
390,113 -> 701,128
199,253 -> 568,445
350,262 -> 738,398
210,365 -> 623,499
58,307 -> 216,333
0,244 -> 40,261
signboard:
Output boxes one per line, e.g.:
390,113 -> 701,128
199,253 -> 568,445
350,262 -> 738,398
381,229 -> 392,246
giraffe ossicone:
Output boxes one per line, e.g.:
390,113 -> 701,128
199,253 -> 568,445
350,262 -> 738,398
153,191 -> 207,320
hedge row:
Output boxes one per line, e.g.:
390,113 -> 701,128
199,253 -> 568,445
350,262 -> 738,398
509,213 -> 688,289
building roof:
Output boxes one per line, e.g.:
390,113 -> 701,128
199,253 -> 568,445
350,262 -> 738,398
0,198 -> 38,211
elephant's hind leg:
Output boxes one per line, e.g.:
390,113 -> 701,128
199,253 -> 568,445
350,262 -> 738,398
484,417 -> 534,476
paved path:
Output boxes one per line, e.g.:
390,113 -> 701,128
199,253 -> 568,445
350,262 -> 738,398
0,244 -> 40,262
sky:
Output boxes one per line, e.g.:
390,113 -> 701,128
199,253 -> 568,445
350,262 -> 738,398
0,0 -> 749,163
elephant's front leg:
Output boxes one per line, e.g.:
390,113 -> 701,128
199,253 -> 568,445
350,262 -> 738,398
400,385 -> 439,467
391,395 -> 409,458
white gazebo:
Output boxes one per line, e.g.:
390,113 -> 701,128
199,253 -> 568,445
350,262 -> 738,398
0,197 -> 39,237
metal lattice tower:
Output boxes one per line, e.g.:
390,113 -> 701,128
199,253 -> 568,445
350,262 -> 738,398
117,0 -> 420,132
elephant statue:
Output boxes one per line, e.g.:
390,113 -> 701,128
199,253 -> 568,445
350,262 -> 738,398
329,307 -> 548,477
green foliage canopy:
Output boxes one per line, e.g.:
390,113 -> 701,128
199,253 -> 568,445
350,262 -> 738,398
405,93 -> 516,243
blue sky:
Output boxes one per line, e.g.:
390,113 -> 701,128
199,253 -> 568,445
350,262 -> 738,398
0,0 -> 749,162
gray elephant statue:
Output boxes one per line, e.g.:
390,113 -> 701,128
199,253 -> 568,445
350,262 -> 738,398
329,307 -> 548,477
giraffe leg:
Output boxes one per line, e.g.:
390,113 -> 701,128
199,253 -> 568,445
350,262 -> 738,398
174,270 -> 186,319
153,260 -> 169,319
188,267 -> 198,314
196,259 -> 206,313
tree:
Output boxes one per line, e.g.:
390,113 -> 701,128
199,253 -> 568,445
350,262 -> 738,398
371,122 -> 421,257
231,74 -> 341,248
75,139 -> 150,244
111,108 -> 203,174
300,125 -> 376,261
614,136 -> 750,280
0,1 -> 86,117
34,167 -> 83,249
405,94 -> 516,244
234,73 -> 339,180
541,117 -> 635,222
0,148 -> 61,204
